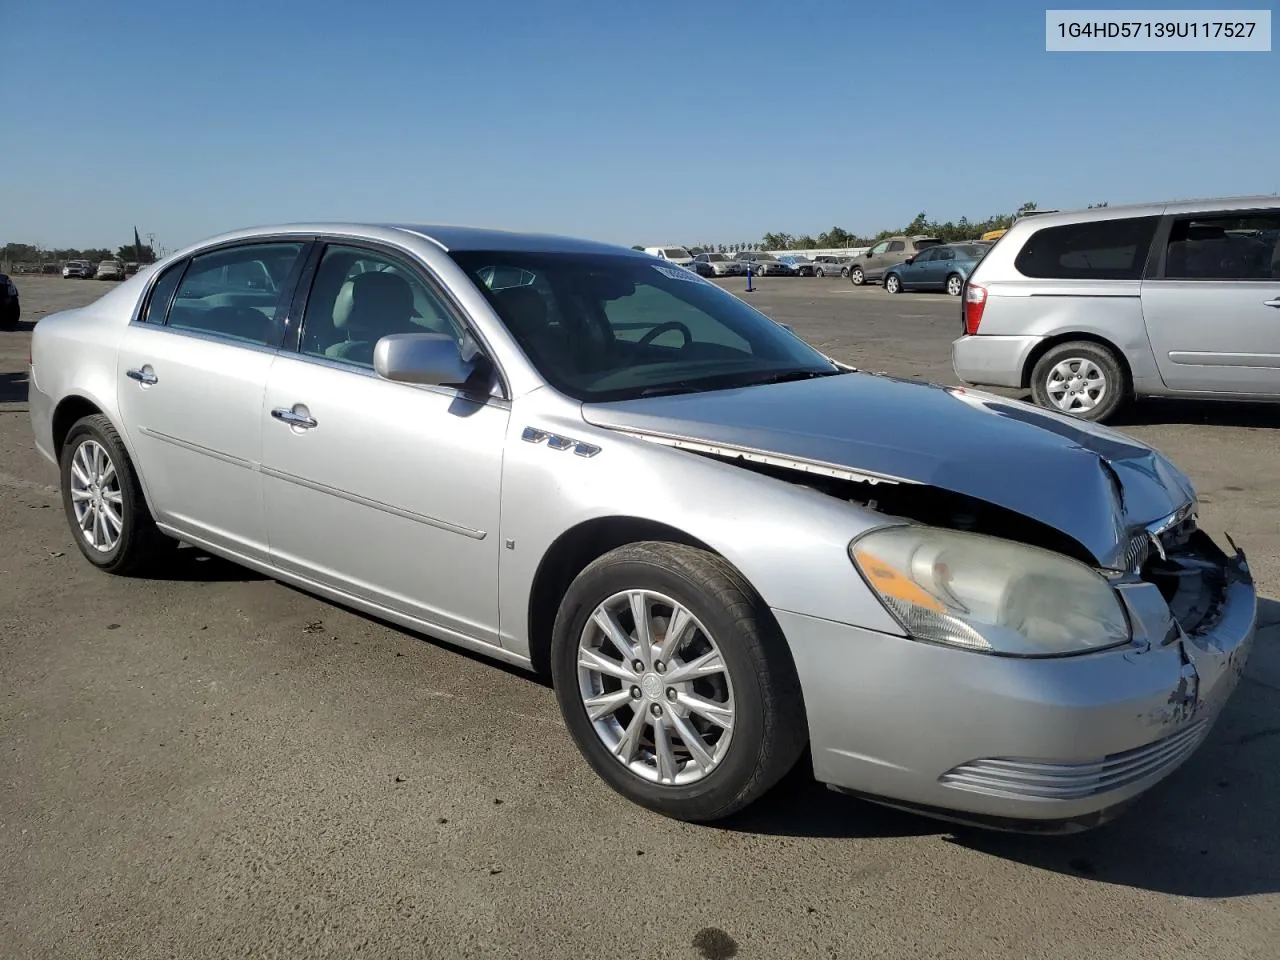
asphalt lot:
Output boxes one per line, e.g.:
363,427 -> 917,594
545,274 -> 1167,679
3,274 -> 1279,960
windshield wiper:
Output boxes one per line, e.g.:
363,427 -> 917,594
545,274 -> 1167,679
726,368 -> 842,389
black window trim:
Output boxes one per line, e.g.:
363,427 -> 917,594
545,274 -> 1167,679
1147,206 -> 1280,282
129,234 -> 316,353
284,235 -> 511,402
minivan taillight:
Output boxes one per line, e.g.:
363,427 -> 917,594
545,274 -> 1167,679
964,284 -> 987,335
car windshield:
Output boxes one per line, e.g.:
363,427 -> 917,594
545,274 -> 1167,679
662,248 -> 692,259
707,254 -> 728,262
755,253 -> 780,262
451,250 -> 840,403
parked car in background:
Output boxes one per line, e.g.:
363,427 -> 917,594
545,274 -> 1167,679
689,252 -> 744,277
0,272 -> 19,329
953,196 -> 1280,422
777,255 -> 817,277
740,252 -> 796,276
643,246 -> 696,267
62,260 -> 93,279
848,235 -> 943,285
27,220 -> 1256,832
811,255 -> 852,277
95,260 -> 126,280
883,243 -> 990,296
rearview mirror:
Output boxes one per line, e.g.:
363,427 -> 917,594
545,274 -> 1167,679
374,333 -> 475,387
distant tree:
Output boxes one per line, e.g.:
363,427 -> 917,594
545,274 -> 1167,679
793,234 -> 816,249
83,248 -> 114,263
1087,201 -> 1109,208
117,243 -> 156,263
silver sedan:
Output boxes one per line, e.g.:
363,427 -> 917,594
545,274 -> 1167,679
28,222 -> 1257,831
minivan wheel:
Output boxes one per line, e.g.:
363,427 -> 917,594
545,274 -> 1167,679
884,273 -> 902,294
1030,342 -> 1127,422
945,274 -> 964,296
60,414 -> 177,574
849,266 -> 865,285
551,541 -> 807,823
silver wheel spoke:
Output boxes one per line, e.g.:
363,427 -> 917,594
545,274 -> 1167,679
613,707 -> 647,762
653,716 -> 679,784
99,459 -> 116,487
577,648 -> 634,683
583,688 -> 633,721
71,462 -> 92,487
666,709 -> 715,773
655,605 -> 693,665
70,487 -> 93,502
101,501 -> 124,537
102,489 -> 123,507
629,592 -> 654,668
676,692 -> 734,731
592,607 -> 639,663
663,649 -> 725,685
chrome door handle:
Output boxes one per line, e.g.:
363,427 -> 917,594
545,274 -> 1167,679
271,407 -> 318,429
126,368 -> 157,385
1263,298 -> 1280,308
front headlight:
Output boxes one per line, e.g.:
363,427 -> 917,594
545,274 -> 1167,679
850,525 -> 1131,656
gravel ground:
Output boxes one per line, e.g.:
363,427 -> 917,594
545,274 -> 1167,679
2,273 -> 1278,960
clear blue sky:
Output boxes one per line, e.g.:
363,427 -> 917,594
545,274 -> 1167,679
2,0 -> 1276,252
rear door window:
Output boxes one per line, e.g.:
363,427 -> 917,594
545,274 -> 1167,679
1014,216 -> 1160,280
1162,211 -> 1280,280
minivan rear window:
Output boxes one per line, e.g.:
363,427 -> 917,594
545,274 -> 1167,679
1013,216 -> 1160,280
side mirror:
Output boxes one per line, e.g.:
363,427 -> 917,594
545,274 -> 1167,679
374,332 -> 475,387
778,322 -> 794,332
904,257 -> 915,265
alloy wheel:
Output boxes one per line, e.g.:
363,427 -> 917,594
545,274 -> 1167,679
69,439 -> 124,552
946,274 -> 963,296
576,589 -> 736,786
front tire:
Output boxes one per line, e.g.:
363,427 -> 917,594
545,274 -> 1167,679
551,541 -> 807,822
60,414 -> 177,574
1029,341 -> 1128,423
849,266 -> 865,285
884,273 -> 902,294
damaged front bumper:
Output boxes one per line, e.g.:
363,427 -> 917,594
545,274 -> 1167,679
780,534 -> 1256,832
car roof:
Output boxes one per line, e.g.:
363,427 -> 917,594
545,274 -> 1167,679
168,222 -> 644,258
1002,195 -> 1280,230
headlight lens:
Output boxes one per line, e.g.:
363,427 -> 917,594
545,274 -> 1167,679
850,525 -> 1130,656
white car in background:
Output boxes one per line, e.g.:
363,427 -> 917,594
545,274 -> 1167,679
643,246 -> 696,267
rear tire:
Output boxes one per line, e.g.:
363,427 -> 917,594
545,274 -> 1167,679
551,541 -> 808,823
60,414 -> 178,575
945,273 -> 963,296
1029,341 -> 1128,423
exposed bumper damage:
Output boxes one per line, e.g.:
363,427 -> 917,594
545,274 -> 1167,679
585,378 -> 1258,830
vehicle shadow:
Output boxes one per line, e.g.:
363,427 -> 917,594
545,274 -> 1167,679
724,597 -> 1280,898
149,544 -> 269,583
0,371 -> 28,403
1113,398 -> 1280,429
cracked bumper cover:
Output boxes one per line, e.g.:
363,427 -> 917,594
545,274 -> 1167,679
778,543 -> 1256,829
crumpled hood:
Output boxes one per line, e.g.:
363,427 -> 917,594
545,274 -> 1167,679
582,372 -> 1197,569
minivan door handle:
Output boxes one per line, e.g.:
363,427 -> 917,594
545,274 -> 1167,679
1263,297 -> 1280,308
126,367 -> 158,385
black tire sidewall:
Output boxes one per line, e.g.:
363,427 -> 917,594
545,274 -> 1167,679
60,417 -> 149,571
1030,342 -> 1126,422
551,549 -> 775,818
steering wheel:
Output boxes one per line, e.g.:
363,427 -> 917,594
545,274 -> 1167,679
637,321 -> 692,348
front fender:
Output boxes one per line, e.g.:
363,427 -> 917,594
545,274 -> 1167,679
495,409 -> 905,658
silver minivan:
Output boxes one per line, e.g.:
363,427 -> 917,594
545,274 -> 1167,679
952,196 -> 1280,422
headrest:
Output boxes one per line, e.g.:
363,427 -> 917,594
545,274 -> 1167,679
333,270 -> 415,330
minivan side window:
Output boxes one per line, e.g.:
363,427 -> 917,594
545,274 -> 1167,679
886,241 -> 905,253
168,243 -> 304,346
1163,212 -> 1280,281
1013,216 -> 1160,281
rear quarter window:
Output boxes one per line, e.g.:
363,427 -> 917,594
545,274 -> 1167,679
1013,216 -> 1160,280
